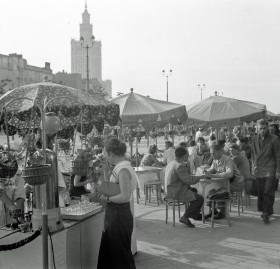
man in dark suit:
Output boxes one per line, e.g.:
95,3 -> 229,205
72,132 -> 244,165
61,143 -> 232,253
164,147 -> 206,228
251,119 -> 280,224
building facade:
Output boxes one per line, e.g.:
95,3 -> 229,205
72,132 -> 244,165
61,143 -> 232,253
70,4 -> 112,97
52,71 -> 111,98
0,53 -> 52,91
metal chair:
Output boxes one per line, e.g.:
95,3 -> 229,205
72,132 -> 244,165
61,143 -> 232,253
165,198 -> 185,227
208,198 -> 231,227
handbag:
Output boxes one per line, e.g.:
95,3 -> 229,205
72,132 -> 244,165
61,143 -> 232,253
97,171 -> 121,197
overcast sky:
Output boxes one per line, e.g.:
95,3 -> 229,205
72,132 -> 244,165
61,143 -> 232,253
1,0 -> 280,113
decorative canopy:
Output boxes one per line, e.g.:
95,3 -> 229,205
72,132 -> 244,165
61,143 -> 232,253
0,81 -> 120,134
186,94 -> 266,128
111,89 -> 188,129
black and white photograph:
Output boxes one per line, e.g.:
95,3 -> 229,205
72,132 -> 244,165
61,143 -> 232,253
0,0 -> 279,268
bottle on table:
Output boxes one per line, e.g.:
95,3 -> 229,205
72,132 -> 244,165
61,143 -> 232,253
64,188 -> 70,207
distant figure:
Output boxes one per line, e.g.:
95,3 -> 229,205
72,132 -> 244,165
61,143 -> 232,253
178,142 -> 195,175
162,141 -> 175,165
208,134 -> 216,148
237,137 -> 251,160
229,143 -> 252,194
268,123 -> 280,190
140,145 -> 163,167
195,128 -> 204,142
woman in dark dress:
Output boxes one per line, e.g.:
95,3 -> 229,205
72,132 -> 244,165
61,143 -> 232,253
97,138 -> 136,269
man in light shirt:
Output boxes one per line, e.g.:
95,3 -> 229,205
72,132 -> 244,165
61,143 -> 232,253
195,128 -> 204,142
162,141 -> 175,165
205,144 -> 243,219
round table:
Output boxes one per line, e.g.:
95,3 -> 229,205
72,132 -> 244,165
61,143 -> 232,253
134,166 -> 164,204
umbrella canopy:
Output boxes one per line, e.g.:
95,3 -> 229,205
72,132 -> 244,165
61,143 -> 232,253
186,94 -> 266,128
0,81 -> 119,130
111,89 -> 187,129
266,111 -> 280,121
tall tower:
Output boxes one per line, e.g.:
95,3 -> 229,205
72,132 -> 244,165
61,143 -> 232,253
71,3 -> 102,82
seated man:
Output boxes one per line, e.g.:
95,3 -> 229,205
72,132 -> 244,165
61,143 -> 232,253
162,141 -> 175,165
164,147 -> 206,228
205,144 -> 244,219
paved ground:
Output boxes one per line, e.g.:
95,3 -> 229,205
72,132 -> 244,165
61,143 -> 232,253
134,189 -> 280,269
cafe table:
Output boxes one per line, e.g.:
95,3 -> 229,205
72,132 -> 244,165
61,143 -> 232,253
133,166 -> 164,204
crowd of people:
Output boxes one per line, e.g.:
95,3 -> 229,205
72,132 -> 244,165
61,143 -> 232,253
139,119 -> 280,227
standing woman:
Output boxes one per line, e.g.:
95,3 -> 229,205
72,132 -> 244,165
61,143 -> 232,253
97,138 -> 136,269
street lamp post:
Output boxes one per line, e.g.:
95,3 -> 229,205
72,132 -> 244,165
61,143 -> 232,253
162,69 -> 172,102
198,84 -> 206,100
80,35 -> 95,94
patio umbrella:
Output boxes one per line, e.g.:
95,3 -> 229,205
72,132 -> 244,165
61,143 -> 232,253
186,93 -> 266,128
111,88 -> 187,129
266,111 -> 280,121
111,88 -> 188,164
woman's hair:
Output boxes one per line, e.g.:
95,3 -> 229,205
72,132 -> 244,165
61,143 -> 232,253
149,145 -> 157,154
105,138 -> 126,156
179,142 -> 187,148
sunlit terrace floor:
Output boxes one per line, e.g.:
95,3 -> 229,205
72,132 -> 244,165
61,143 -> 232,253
134,190 -> 280,269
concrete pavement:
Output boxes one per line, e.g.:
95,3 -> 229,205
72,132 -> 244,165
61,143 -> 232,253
134,190 -> 280,269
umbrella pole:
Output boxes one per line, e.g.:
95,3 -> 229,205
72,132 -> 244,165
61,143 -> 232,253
171,125 -> 175,146
41,100 -> 48,269
81,113 -> 83,150
130,126 -> 133,165
72,128 -> 77,156
4,109 -> 11,157
136,135 -> 138,167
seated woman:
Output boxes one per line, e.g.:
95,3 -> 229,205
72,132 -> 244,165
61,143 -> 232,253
69,166 -> 95,198
140,145 -> 163,167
